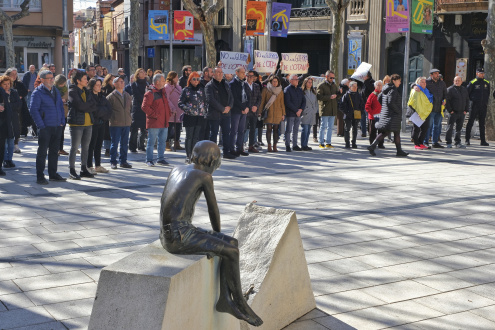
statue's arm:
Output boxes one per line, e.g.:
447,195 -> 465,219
203,175 -> 221,232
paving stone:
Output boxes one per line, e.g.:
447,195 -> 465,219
14,270 -> 93,292
361,280 -> 441,303
282,319 -> 330,330
9,321 -> 68,330
315,290 -> 387,315
0,292 -> 36,310
411,311 -> 495,329
413,289 -> 495,314
0,306 -> 55,329
0,280 -> 22,296
412,273 -> 475,292
61,316 -> 91,330
304,248 -> 344,264
43,297 -> 94,320
469,304 -> 495,323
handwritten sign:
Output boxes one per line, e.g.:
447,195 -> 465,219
254,50 -> 279,73
220,51 -> 249,74
281,53 -> 308,74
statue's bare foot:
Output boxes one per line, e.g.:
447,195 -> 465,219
236,299 -> 263,327
216,295 -> 263,326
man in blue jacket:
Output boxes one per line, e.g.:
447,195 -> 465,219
229,66 -> 251,156
284,74 -> 306,151
30,70 -> 67,185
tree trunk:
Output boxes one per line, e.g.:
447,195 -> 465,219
330,10 -> 344,77
202,22 -> 216,68
129,0 -> 141,74
3,20 -> 15,69
485,0 -> 495,141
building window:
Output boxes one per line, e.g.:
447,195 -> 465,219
0,0 -> 41,11
346,0 -> 369,23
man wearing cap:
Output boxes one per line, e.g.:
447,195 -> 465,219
424,69 -> 447,148
466,68 -> 490,146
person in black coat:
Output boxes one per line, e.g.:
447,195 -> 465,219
5,68 -> 32,147
87,78 -> 113,173
445,76 -> 469,148
229,67 -> 251,156
129,68 -> 149,152
179,65 -> 192,89
368,74 -> 408,157
340,81 -> 363,148
360,72 -> 375,137
0,77 -> 21,168
0,78 -> 16,175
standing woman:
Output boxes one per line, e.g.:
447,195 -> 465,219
54,74 -> 69,156
260,76 -> 285,152
178,72 -> 206,163
129,68 -> 149,152
5,68 -> 27,151
101,74 -> 115,157
368,74 -> 409,157
164,71 -> 185,151
146,69 -> 153,84
365,80 -> 384,148
407,77 -> 433,150
1,75 -> 21,169
67,70 -> 97,180
87,78 -> 113,174
300,77 -> 318,151
340,81 -> 363,149
0,77 -> 15,176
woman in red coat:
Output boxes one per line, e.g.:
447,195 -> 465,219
365,80 -> 384,148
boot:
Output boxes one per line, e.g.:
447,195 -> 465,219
174,140 -> 185,151
344,131 -> 351,148
267,144 -> 273,152
368,138 -> 380,156
166,141 -> 172,151
395,143 -> 409,157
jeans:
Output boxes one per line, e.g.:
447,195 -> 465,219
445,112 -> 465,145
230,113 -> 247,152
69,126 -> 93,170
301,124 -> 311,148
147,127 -> 168,162
466,104 -> 487,143
285,116 -> 301,147
109,126 -> 130,165
26,91 -> 32,109
209,115 -> 231,154
87,122 -> 105,168
4,138 -> 14,161
36,126 -> 63,179
129,121 -> 147,151
319,116 -> 335,145
424,112 -> 443,144
246,113 -> 258,147
185,125 -> 203,158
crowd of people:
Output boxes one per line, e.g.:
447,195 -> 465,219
0,61 -> 492,183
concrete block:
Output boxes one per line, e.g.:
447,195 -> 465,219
88,241 -> 239,330
233,203 -> 316,330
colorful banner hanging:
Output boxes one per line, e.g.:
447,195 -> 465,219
174,11 -> 194,40
254,50 -> 279,73
411,0 -> 434,34
271,2 -> 291,38
280,53 -> 309,74
347,36 -> 362,76
219,51 -> 250,74
149,10 -> 169,40
385,0 -> 410,33
246,1 -> 267,36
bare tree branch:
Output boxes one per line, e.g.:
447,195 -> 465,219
205,0 -> 224,20
11,0 -> 31,21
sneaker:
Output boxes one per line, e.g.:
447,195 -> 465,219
58,150 -> 69,156
325,144 -> 334,149
146,161 -> 155,167
13,145 -> 21,153
465,140 -> 470,146
49,174 -> 66,182
422,144 -> 431,149
258,141 -> 265,146
415,145 -> 423,150
446,144 -> 452,148
481,142 -> 490,146
432,143 -> 444,148
3,161 -> 13,168
69,170 -> 81,180
111,163 -> 117,169
36,177 -> 48,184
292,146 -> 302,151
130,149 -> 138,153
87,167 -> 97,175
95,166 -> 109,173
120,162 -> 133,168
156,160 -> 169,165
286,146 -> 292,152
455,144 -> 466,149
319,144 -> 325,149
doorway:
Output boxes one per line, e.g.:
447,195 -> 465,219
26,49 -> 48,70
440,47 -> 456,87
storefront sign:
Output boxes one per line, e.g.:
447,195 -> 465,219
347,34 -> 362,75
385,0 -> 410,33
174,11 -> 194,41
0,36 -> 54,48
411,0 -> 434,34
149,10 -> 169,40
281,53 -> 308,74
254,50 -> 279,73
219,51 -> 249,74
246,1 -> 267,36
271,3 -> 291,38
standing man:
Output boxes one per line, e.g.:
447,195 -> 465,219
466,68 -> 490,146
22,65 -> 37,107
317,71 -> 340,149
117,68 -> 128,84
205,67 -> 235,159
142,74 -> 171,166
200,66 -> 213,140
424,68 -> 447,148
445,76 -> 469,148
86,65 -> 96,80
284,73 -> 306,152
179,65 -> 192,89
200,67 -> 213,88
229,67 -> 251,156
246,70 -> 261,153
29,70 -> 66,184
361,71 -> 375,137
106,76 -> 133,169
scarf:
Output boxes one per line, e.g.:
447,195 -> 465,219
418,85 -> 433,104
264,83 -> 282,110
56,84 -> 68,97
236,76 -> 247,104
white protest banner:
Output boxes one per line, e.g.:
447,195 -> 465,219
350,62 -> 372,82
220,51 -> 249,74
281,53 -> 308,74
254,50 -> 279,73
311,76 -> 325,87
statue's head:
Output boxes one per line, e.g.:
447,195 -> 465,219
191,141 -> 222,173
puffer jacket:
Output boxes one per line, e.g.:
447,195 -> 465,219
130,79 -> 149,125
164,83 -> 183,123
376,83 -> 402,132
141,85 -> 171,129
67,84 -> 96,125
340,90 -> 364,120
30,84 -> 66,129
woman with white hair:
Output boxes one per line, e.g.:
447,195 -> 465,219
365,80 -> 384,148
340,81 -> 363,148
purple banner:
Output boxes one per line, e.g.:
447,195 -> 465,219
271,3 -> 291,38
386,0 -> 410,33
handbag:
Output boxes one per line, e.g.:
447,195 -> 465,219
261,108 -> 269,121
349,96 -> 361,119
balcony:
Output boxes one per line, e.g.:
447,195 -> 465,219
436,0 -> 488,13
278,0 -> 330,18
347,0 -> 369,23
